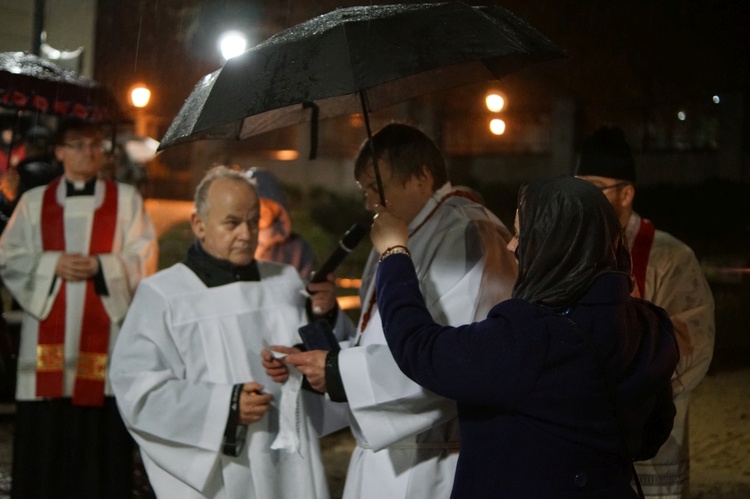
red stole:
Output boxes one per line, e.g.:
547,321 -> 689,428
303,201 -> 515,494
631,218 -> 655,299
38,177 -> 118,406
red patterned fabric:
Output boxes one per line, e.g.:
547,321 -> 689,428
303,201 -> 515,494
631,218 -> 655,298
39,178 -> 118,406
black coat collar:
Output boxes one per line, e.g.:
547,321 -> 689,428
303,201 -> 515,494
183,241 -> 260,287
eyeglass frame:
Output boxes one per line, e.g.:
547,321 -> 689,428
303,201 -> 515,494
61,140 -> 106,153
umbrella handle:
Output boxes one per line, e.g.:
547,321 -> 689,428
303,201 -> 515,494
359,91 -> 386,207
303,101 -> 319,160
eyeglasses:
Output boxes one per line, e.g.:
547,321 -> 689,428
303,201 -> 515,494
62,141 -> 105,153
597,182 -> 629,191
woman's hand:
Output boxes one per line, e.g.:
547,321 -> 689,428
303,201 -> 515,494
370,205 -> 408,254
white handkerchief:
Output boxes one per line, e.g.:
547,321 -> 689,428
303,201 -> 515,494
270,366 -> 302,453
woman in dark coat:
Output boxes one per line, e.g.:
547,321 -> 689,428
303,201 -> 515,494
370,176 -> 679,498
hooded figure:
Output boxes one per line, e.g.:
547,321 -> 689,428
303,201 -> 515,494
246,168 -> 317,281
370,176 -> 679,498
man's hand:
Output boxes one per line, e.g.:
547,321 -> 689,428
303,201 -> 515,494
261,345 -> 300,383
285,350 -> 328,393
307,273 -> 337,316
55,253 -> 99,281
238,382 -> 273,425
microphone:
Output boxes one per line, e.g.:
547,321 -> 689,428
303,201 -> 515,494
309,223 -> 367,283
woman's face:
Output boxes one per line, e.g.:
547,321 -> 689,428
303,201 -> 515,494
506,209 -> 519,253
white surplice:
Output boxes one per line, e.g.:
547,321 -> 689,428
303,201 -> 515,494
109,261 -> 330,499
627,213 -> 715,498
0,178 -> 158,399
338,183 -> 518,499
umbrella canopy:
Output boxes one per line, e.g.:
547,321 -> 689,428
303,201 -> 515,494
160,2 -> 564,149
0,51 -> 125,122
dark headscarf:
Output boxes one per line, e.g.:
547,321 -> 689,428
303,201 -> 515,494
511,176 -> 631,308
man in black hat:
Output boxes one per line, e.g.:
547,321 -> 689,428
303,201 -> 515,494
575,125 -> 715,499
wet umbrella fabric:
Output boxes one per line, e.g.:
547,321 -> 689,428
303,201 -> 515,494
0,51 -> 124,122
160,2 -> 564,149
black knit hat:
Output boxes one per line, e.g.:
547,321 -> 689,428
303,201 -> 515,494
575,126 -> 636,184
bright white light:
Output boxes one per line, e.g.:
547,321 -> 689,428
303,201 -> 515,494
129,86 -> 151,108
485,94 -> 505,112
712,95 -> 720,104
489,119 -> 506,135
677,111 -> 686,121
219,31 -> 248,61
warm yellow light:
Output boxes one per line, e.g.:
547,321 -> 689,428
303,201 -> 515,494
129,85 -> 151,108
272,150 -> 299,161
336,278 -> 362,288
337,295 -> 361,310
485,93 -> 505,112
489,119 -> 506,135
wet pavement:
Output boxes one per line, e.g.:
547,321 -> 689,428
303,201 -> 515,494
0,358 -> 747,498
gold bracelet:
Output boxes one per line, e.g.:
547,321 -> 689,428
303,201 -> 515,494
379,245 -> 411,262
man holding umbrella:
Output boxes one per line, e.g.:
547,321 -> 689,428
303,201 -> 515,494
265,123 -> 518,498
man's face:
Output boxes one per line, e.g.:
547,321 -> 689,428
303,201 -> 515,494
576,175 -> 633,226
356,160 -> 430,225
192,177 -> 260,266
55,128 -> 104,181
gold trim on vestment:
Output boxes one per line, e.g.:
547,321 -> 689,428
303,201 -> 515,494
76,352 -> 108,381
36,344 -> 64,372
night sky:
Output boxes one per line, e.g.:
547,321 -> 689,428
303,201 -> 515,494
93,0 -> 750,137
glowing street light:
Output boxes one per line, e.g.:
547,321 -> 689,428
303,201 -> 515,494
219,31 -> 248,61
129,85 -> 151,108
485,93 -> 505,112
489,118 -> 506,135
129,84 -> 152,136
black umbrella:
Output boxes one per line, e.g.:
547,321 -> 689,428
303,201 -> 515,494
0,51 -> 124,123
160,2 -> 564,203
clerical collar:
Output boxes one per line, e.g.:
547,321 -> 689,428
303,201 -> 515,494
65,177 -> 97,197
183,241 -> 260,287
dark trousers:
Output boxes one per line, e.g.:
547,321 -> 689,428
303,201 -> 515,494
12,397 -> 134,499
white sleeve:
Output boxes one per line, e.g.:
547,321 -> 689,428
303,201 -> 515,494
339,343 -> 457,451
109,281 -> 231,493
0,194 -> 63,320
99,186 -> 158,322
650,242 -> 715,396
338,215 -> 515,451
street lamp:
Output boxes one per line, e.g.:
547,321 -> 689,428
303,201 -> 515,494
485,93 -> 505,113
489,119 -> 506,135
485,91 -> 507,136
219,31 -> 248,61
129,84 -> 151,136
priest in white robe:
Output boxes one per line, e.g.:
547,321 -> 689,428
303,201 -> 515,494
0,118 -> 158,498
267,124 -> 518,499
110,166 -> 339,498
575,126 -> 715,498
